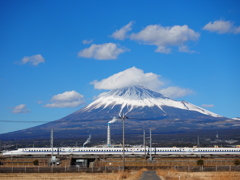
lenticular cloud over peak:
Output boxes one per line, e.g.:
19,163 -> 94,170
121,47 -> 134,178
91,67 -> 163,90
91,67 -> 195,98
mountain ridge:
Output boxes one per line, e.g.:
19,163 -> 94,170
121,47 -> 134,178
80,85 -> 221,118
0,85 -> 239,140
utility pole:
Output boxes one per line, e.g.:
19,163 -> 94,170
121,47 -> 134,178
149,129 -> 152,162
51,128 -> 54,165
119,113 -> 128,172
197,136 -> 200,147
143,130 -> 146,159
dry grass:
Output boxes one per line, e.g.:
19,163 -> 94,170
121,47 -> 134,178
0,168 -> 148,180
156,169 -> 240,180
0,169 -> 240,180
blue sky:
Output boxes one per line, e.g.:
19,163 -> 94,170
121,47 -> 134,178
0,0 -> 240,134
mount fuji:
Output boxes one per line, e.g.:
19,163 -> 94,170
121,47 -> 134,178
0,85 -> 239,140
81,85 -> 221,118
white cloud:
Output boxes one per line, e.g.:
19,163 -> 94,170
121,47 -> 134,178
91,67 -> 163,90
155,46 -> 171,54
201,104 -> 214,108
130,24 -> 200,53
110,21 -> 134,40
203,20 -> 240,34
44,90 -> 85,108
12,104 -> 30,114
91,67 -> 194,98
159,86 -> 194,98
178,45 -> 197,53
20,54 -> 45,66
78,43 -> 128,60
82,39 -> 93,44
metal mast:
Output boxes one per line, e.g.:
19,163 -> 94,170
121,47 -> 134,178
107,123 -> 111,146
149,129 -> 152,161
119,113 -> 128,172
197,136 -> 200,147
143,130 -> 146,158
51,128 -> 54,161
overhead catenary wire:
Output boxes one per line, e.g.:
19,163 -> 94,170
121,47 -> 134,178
0,120 -> 50,123
0,117 -> 165,123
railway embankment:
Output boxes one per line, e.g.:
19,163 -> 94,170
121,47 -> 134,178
1,154 -> 240,173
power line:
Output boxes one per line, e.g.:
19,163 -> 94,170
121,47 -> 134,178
0,120 -> 50,123
0,117 -> 164,123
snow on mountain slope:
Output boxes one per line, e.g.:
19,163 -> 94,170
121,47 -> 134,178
83,85 -> 222,117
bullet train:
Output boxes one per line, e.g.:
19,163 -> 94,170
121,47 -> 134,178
3,146 -> 240,156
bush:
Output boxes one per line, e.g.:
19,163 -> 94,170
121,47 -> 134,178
33,159 -> 39,166
196,159 -> 204,166
233,159 -> 240,166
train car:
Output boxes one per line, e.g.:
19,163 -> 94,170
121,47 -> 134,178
2,147 -> 240,156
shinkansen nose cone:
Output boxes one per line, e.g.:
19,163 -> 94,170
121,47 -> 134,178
3,149 -> 18,156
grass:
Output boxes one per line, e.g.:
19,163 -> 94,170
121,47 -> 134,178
156,169 -> 240,180
0,169 -> 240,180
0,168 -> 148,180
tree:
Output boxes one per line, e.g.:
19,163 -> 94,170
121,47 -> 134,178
33,159 -> 39,166
196,159 -> 204,166
233,159 -> 240,166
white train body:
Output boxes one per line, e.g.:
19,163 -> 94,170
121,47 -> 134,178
3,147 -> 240,156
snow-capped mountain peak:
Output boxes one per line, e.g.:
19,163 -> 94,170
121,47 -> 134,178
83,85 -> 221,117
